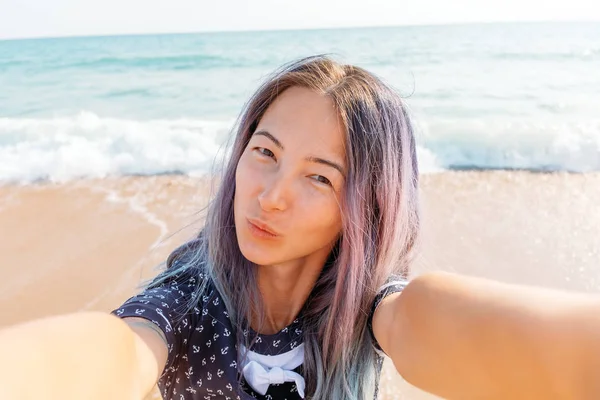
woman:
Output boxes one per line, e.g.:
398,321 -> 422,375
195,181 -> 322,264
1,56 -> 600,400
113,54 -> 419,400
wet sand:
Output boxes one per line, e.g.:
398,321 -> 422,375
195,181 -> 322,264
1,171 -> 599,399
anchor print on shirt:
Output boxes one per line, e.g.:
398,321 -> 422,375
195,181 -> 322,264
110,268 -> 406,399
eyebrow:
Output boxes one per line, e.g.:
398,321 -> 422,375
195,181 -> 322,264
253,129 -> 346,177
254,130 -> 284,150
306,156 -> 346,177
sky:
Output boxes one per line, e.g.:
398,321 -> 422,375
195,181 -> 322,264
1,0 -> 599,40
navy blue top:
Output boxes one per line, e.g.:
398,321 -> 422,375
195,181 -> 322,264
111,265 -> 407,400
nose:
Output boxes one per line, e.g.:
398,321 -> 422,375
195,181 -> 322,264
257,173 -> 290,212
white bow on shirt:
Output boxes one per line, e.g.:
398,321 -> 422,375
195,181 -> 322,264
240,343 -> 305,398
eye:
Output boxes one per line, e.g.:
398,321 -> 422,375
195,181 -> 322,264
254,147 -> 275,159
311,175 -> 332,186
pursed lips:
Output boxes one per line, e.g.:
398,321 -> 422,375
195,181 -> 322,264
246,218 -> 280,237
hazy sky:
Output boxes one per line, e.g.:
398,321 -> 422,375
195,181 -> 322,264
1,0 -> 598,40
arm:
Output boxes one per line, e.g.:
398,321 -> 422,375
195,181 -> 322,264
373,271 -> 600,400
0,312 -> 167,400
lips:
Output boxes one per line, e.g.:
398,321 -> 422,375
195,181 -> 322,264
247,218 -> 279,237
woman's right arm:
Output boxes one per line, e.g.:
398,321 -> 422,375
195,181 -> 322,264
0,312 -> 167,400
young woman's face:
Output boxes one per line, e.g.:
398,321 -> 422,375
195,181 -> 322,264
234,86 -> 346,266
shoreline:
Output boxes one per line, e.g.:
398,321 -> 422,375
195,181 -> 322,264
2,170 -> 599,326
1,167 -> 595,188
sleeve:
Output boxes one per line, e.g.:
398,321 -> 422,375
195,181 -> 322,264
110,267 -> 199,374
367,276 -> 409,354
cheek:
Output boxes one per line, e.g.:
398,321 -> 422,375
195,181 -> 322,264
234,156 -> 249,217
296,194 -> 343,238
234,152 -> 266,227
235,153 -> 255,199
235,153 -> 246,188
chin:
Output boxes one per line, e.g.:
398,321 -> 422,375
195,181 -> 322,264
237,242 -> 278,266
234,228 -> 273,266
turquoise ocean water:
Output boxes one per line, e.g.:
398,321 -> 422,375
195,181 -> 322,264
0,22 -> 599,183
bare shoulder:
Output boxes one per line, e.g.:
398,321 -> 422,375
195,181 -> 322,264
371,291 -> 403,357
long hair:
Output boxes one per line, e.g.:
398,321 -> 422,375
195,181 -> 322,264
149,55 -> 421,399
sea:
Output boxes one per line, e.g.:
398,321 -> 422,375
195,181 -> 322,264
1,21 -> 599,184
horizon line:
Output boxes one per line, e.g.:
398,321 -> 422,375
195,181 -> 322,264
1,18 -> 597,42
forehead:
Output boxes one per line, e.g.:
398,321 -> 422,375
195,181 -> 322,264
255,86 -> 346,160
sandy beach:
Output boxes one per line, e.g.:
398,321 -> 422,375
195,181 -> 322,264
1,171 -> 599,399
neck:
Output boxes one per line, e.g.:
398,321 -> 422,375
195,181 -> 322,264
253,249 -> 330,334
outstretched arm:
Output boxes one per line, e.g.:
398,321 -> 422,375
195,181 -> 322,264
373,271 -> 600,399
0,312 -> 166,400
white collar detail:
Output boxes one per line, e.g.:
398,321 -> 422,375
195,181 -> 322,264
240,343 -> 305,398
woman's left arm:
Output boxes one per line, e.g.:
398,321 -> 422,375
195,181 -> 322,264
372,271 -> 600,400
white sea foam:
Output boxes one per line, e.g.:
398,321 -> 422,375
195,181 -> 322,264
1,112 -> 599,184
417,118 -> 600,173
0,112 -> 233,183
